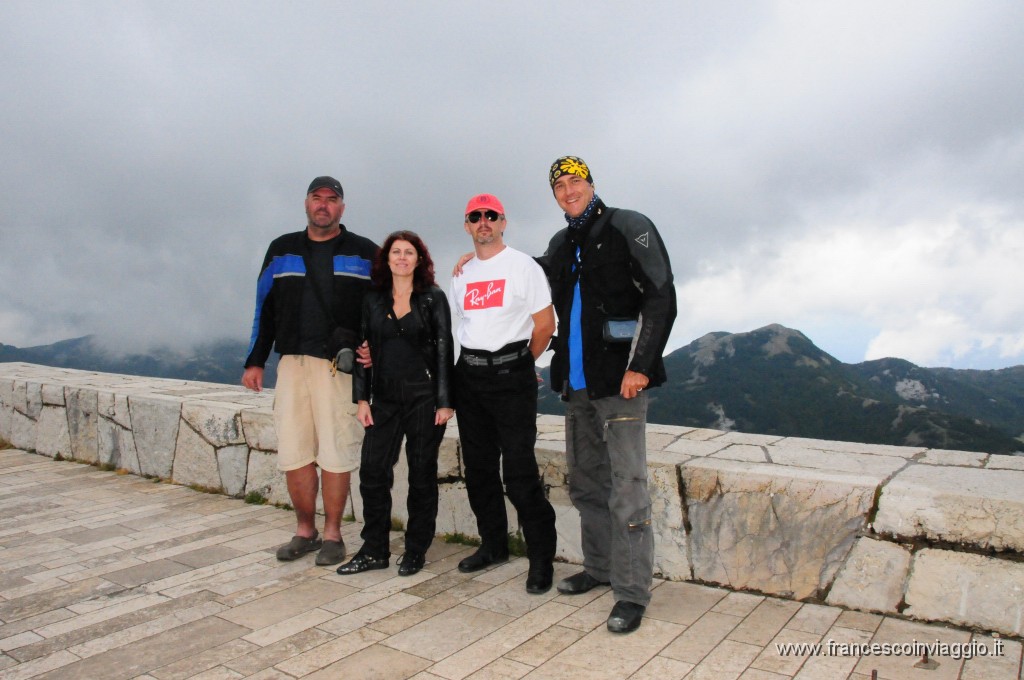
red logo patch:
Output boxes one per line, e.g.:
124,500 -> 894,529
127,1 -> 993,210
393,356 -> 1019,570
465,280 -> 505,309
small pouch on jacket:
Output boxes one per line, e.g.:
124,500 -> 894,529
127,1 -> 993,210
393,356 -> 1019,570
602,318 -> 638,343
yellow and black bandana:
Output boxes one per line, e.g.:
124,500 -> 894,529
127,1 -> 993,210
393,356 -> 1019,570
549,155 -> 593,187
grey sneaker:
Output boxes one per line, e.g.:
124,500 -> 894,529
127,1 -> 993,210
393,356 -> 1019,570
275,532 -> 322,561
315,539 -> 347,566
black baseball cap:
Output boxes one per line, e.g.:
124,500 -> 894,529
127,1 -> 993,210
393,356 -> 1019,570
307,176 -> 344,198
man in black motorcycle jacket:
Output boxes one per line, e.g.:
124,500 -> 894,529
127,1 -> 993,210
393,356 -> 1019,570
537,156 -> 676,635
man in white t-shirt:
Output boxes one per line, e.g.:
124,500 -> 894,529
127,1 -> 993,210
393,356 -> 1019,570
450,193 -> 558,594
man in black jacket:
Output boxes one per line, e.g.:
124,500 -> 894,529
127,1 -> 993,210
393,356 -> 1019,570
242,176 -> 378,567
537,156 -> 677,633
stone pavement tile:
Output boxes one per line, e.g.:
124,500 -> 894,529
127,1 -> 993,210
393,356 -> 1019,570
320,592 -> 423,635
384,603 -> 515,662
217,527 -> 294,555
738,669 -> 791,679
176,667 -> 243,680
207,561 -> 321,605
34,592 -> 169,639
427,602 -> 576,680
503,624 -> 584,667
785,602 -> 841,634
370,588 -> 490,636
522,617 -> 684,679
793,625 -> 872,680
244,669 -> 296,679
65,600 -> 229,660
853,617 -> 969,680
960,634 -> 1022,680
0,649 -> 79,680
273,627 -> 387,676
629,654 -> 696,679
835,609 -> 883,632
104,558 -> 196,587
464,657 -> 533,679
302,643 -> 432,680
149,638 -> 258,680
749,627 -> 822,675
403,566 -> 490,600
0,606 -> 75,641
138,553 -> 271,594
0,630 -> 43,653
728,597 -> 802,646
465,567 -> 570,618
684,638 -> 764,680
56,556 -> 152,584
322,587 -> 393,616
222,627 -> 334,676
217,576 -> 354,629
555,590 -> 620,632
713,591 -> 765,618
166,544 -> 245,568
50,523 -> 131,545
241,607 -> 337,647
646,580 -> 728,626
0,576 -> 123,623
660,610 -> 744,664
31,616 -> 250,680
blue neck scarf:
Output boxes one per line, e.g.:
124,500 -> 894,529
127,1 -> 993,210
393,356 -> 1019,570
565,194 -> 601,230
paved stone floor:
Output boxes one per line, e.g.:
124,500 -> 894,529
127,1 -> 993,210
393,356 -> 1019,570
0,448 -> 1020,680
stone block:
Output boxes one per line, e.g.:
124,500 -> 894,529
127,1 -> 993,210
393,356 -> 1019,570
245,449 -> 289,506
173,423 -> 222,491
41,384 -> 65,405
182,402 -> 244,447
129,395 -> 181,479
684,459 -> 876,599
825,537 -> 911,613
36,405 -> 72,458
7,407 -> 37,451
97,417 -> 140,473
768,446 -> 905,478
25,382 -> 42,418
665,438 -> 730,458
435,482 -> 475,538
0,403 -> 10,442
66,387 -> 99,463
873,464 -> 1024,551
240,407 -> 276,451
216,445 -> 249,497
904,548 -> 1024,636
97,390 -> 132,428
779,437 -> 924,458
651,463 -> 689,580
554,501 -> 583,564
438,433 -> 460,479
918,449 -> 987,467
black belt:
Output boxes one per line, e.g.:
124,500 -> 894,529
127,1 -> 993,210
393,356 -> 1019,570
461,344 -> 530,367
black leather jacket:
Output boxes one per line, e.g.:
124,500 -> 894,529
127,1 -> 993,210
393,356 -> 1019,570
538,200 -> 677,400
352,285 -> 454,409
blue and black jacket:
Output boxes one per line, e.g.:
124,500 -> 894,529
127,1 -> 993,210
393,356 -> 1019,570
244,227 -> 378,368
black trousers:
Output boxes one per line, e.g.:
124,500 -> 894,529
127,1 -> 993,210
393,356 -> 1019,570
357,378 -> 445,558
454,355 -> 556,563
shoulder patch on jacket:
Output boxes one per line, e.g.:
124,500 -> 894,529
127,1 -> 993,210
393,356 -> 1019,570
635,232 -> 650,248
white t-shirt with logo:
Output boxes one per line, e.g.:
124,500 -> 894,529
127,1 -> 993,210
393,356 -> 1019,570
450,246 -> 552,352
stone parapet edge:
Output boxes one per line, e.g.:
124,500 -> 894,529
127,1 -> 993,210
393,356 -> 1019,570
1,362 -> 1021,637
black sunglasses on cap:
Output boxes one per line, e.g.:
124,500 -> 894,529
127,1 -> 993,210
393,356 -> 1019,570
466,210 -> 501,223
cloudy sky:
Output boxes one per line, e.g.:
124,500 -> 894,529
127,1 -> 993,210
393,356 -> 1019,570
2,1 -> 1022,369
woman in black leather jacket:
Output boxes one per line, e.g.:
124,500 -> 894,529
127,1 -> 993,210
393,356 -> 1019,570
337,231 -> 454,577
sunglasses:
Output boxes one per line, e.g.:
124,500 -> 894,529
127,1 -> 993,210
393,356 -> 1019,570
466,210 -> 501,224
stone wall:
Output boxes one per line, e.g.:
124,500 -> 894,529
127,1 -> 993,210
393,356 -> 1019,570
2,362 -> 1022,637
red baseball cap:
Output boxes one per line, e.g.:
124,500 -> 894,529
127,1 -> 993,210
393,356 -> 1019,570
465,193 -> 505,216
